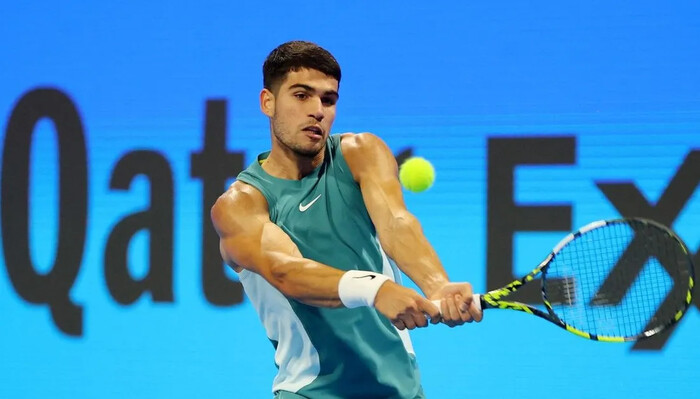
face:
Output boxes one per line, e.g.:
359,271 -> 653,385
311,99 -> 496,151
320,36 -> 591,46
260,68 -> 339,158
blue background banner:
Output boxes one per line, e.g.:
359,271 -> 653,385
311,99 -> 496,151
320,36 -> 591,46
1,1 -> 698,398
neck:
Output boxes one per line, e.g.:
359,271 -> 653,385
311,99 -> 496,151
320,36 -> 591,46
262,137 -> 325,180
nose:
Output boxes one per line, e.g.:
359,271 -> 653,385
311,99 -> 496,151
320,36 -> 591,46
308,97 -> 324,122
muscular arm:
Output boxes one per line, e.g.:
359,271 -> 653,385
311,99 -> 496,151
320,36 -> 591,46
341,133 -> 449,298
343,132 -> 482,325
211,178 -> 441,329
211,181 -> 345,307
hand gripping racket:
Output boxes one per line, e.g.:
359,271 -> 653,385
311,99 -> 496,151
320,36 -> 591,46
436,218 -> 695,342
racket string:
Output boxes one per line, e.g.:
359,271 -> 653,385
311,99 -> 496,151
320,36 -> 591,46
544,220 -> 690,339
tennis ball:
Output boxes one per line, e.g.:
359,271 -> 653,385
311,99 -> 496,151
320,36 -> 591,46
399,157 -> 435,193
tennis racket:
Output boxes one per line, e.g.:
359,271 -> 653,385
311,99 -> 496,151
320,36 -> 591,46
435,218 -> 695,342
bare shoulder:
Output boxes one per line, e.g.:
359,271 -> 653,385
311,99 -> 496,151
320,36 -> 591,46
339,132 -> 387,155
211,181 -> 276,273
210,180 -> 269,236
340,132 -> 396,181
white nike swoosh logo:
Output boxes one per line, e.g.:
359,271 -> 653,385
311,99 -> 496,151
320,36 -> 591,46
299,194 -> 322,212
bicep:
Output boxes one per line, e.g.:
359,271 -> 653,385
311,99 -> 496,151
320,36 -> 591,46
212,186 -> 346,305
220,218 -> 303,279
211,187 -> 303,281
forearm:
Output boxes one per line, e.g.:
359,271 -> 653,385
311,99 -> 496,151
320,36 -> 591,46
264,253 -> 392,309
266,252 -> 346,307
378,212 -> 450,297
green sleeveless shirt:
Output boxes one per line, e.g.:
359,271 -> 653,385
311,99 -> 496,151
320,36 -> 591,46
236,134 -> 425,399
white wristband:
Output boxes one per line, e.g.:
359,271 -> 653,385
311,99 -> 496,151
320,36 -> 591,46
338,270 -> 391,308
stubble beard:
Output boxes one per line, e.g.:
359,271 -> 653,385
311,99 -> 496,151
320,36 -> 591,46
271,118 -> 324,159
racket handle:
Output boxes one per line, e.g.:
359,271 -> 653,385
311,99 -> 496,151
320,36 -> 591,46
430,294 -> 482,315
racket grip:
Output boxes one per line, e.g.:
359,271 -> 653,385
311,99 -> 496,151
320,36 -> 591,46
430,294 -> 482,315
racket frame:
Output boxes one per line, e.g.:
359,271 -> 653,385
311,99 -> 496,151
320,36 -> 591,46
479,218 -> 695,342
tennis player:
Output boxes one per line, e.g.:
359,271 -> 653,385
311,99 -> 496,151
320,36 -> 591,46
211,40 -> 482,399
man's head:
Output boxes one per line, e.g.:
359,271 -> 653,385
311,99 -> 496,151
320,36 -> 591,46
263,40 -> 341,94
260,41 -> 341,158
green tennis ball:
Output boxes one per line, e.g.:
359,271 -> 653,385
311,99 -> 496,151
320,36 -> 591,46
399,157 -> 435,192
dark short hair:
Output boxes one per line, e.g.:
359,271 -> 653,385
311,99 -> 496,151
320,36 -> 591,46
263,41 -> 341,92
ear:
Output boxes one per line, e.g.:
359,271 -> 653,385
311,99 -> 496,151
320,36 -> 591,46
260,88 -> 275,117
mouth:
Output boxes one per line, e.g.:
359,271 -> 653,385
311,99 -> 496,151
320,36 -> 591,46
302,125 -> 324,139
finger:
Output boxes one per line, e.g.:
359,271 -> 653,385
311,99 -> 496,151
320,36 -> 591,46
451,295 -> 473,325
445,295 -> 461,326
393,319 -> 406,330
440,298 -> 449,321
418,297 -> 441,324
458,291 -> 473,313
456,295 -> 474,323
400,314 -> 417,330
468,300 -> 483,322
428,308 -> 441,324
461,306 -> 474,323
411,309 -> 429,328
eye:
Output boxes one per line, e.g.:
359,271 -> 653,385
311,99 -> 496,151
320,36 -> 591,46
294,92 -> 308,100
322,97 -> 337,106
